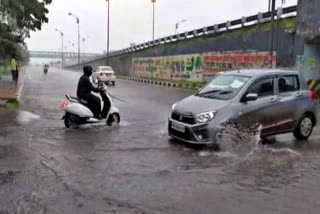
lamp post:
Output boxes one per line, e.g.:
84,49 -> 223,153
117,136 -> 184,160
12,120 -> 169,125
151,0 -> 156,40
175,19 -> 187,34
55,28 -> 64,68
106,0 -> 110,64
82,37 -> 86,53
68,12 -> 80,69
68,41 -> 75,52
269,0 -> 276,68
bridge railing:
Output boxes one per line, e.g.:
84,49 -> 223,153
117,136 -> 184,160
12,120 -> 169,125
70,5 -> 297,66
29,51 -> 101,58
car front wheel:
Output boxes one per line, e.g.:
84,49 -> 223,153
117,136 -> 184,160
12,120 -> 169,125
294,115 -> 314,140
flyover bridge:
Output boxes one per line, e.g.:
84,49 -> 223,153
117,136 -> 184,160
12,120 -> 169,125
29,51 -> 101,59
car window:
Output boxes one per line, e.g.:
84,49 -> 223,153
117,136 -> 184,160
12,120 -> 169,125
101,67 -> 113,72
278,75 -> 299,93
247,76 -> 274,97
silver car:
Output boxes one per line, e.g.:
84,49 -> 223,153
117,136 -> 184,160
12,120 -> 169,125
168,69 -> 317,145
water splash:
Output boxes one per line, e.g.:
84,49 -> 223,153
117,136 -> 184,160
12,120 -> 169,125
210,122 -> 301,161
214,122 -> 262,158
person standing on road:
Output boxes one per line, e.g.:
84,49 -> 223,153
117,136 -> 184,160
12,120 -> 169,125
77,65 -> 104,119
10,56 -> 18,84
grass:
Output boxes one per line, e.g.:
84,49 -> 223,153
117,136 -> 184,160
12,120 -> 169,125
3,99 -> 20,109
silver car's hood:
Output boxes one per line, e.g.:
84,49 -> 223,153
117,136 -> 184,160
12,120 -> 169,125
174,95 -> 230,116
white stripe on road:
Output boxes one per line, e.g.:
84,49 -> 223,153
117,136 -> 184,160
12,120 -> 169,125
25,69 -> 32,80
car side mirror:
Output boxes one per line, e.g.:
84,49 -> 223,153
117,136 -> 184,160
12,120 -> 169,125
245,93 -> 258,102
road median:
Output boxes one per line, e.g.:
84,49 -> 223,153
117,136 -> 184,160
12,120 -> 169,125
117,76 -> 206,91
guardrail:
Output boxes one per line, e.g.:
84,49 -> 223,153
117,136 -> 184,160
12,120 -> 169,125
69,5 -> 297,66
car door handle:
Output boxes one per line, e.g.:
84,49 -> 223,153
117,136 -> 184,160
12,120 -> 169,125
270,97 -> 277,103
296,93 -> 303,98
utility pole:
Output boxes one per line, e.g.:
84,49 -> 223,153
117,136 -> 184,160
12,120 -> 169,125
268,0 -> 271,12
269,0 -> 276,68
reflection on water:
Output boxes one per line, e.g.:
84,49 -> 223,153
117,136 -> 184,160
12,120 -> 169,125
17,111 -> 40,124
15,192 -> 47,214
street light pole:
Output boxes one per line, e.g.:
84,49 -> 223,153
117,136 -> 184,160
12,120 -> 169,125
269,0 -> 276,68
68,13 -> 80,69
106,0 -> 110,64
175,19 -> 187,34
151,0 -> 156,40
55,29 -> 64,68
82,37 -> 86,53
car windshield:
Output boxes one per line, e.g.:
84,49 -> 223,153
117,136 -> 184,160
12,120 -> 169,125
100,67 -> 113,72
197,74 -> 250,100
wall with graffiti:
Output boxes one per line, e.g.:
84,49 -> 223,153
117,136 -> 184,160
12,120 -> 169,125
132,54 -> 203,81
132,51 -> 276,81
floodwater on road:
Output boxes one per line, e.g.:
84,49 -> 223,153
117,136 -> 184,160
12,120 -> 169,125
1,67 -> 320,214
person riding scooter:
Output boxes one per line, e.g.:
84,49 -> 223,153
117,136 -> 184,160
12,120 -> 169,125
77,65 -> 106,119
44,64 -> 49,74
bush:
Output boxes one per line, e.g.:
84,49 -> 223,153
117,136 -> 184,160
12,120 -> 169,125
0,62 -> 10,78
177,80 -> 207,90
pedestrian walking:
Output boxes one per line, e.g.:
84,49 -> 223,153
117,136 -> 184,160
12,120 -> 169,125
10,56 -> 18,84
16,61 -> 20,82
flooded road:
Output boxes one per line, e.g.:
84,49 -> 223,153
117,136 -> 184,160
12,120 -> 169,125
1,67 -> 320,213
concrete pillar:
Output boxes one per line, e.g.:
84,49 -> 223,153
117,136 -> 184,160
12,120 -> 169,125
297,0 -> 320,40
296,0 -> 320,96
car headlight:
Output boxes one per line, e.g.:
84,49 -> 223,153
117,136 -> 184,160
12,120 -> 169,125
196,111 -> 215,123
171,103 -> 177,111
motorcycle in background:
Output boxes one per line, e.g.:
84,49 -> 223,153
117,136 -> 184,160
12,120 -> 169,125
44,64 -> 49,75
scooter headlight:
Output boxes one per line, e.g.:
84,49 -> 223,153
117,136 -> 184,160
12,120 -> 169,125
195,111 -> 215,124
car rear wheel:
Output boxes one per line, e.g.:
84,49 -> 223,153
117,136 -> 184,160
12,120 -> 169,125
294,115 -> 313,140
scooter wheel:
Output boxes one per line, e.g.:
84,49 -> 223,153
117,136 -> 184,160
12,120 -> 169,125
107,113 -> 120,126
64,113 -> 80,129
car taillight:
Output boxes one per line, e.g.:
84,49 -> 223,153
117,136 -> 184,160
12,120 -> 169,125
310,90 -> 317,101
60,100 -> 69,110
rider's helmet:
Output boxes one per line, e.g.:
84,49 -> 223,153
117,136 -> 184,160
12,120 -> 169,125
83,65 -> 93,77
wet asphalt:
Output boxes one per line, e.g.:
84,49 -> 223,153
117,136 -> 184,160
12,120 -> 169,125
1,67 -> 320,214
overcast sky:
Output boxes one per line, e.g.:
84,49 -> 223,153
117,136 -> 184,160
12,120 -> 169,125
26,0 -> 297,54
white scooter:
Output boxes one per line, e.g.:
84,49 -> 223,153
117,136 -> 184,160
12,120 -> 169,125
60,83 -> 120,128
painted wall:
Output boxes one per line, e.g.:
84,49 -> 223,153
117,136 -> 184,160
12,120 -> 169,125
132,51 -> 276,81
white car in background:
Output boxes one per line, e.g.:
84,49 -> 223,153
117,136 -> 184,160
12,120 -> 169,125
92,66 -> 116,85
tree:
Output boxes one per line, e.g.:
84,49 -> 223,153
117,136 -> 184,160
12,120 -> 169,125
0,0 -> 51,62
